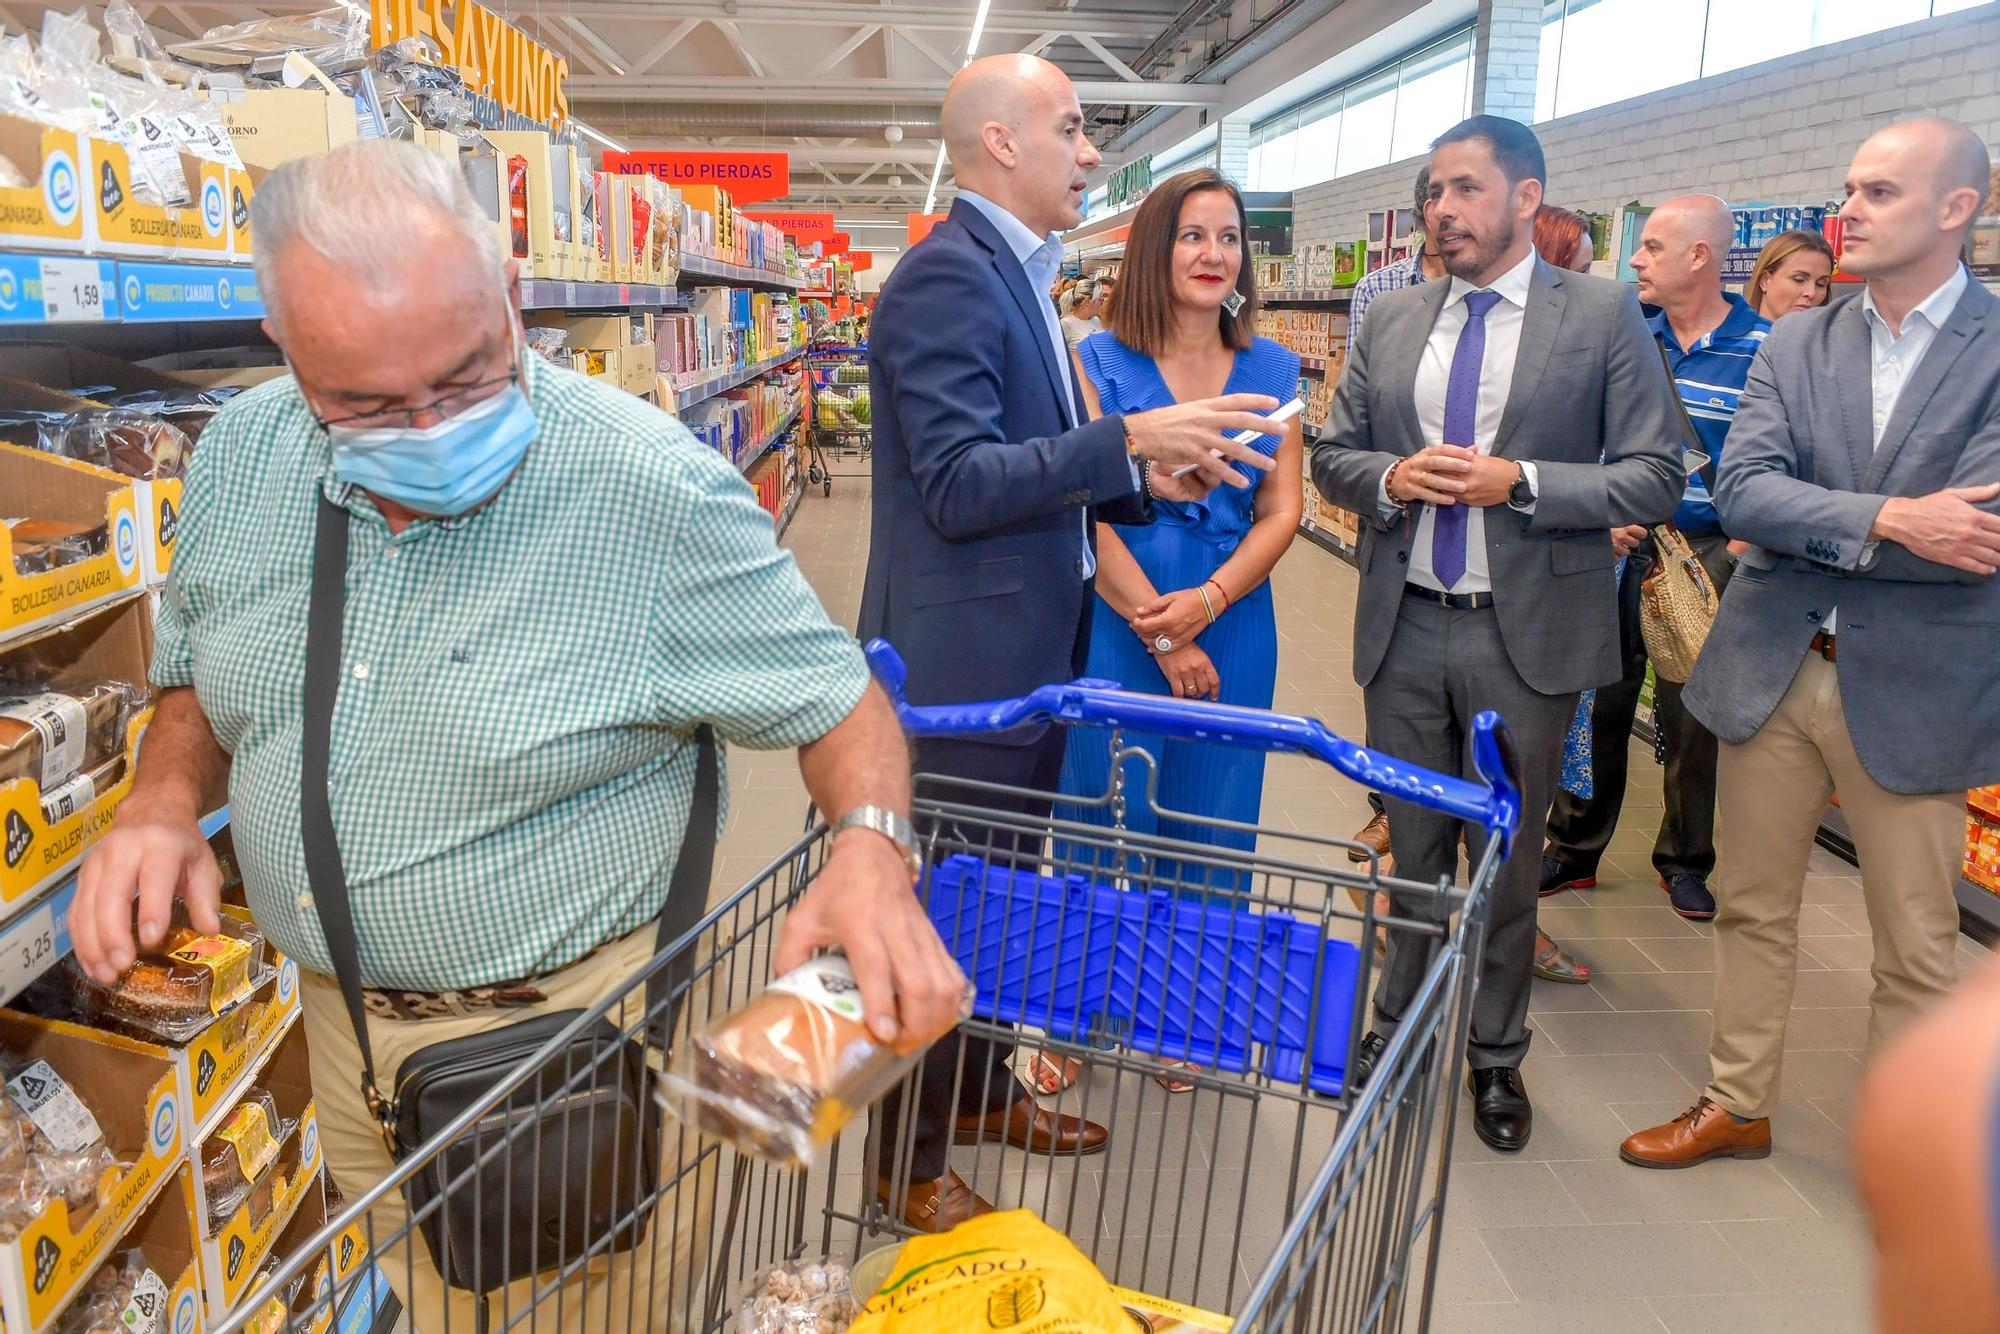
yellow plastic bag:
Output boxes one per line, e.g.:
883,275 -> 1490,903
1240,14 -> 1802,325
851,1210 -> 1133,1331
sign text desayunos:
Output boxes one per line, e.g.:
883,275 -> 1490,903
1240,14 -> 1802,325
369,0 -> 569,126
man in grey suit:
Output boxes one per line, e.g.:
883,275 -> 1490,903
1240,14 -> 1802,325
1314,115 -> 1682,1152
1622,117 -> 2000,1170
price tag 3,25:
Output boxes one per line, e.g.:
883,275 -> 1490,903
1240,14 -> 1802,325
40,258 -> 111,323
0,901 -> 59,1005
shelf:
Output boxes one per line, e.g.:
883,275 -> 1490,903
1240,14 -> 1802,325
1295,352 -> 1329,375
734,403 -> 802,474
671,347 -> 804,410
1957,876 -> 2000,947
0,252 -> 264,325
1296,517 -> 1358,567
519,278 -> 686,311
1263,289 -> 1354,305
776,483 -> 803,540
675,254 -> 804,290
0,805 -> 230,1007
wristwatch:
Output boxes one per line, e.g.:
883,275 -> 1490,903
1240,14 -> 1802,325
829,805 -> 923,882
1507,464 -> 1537,511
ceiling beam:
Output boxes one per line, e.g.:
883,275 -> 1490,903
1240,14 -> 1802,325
895,28 -> 961,77
560,17 -> 629,76
523,15 -> 613,77
629,19 -> 703,76
809,23 -> 883,77
1075,32 -> 1144,82
711,18 -> 771,77
567,77 -> 1224,106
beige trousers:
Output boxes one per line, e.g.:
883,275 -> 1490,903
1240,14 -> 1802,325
1705,651 -> 1965,1119
300,927 -> 720,1334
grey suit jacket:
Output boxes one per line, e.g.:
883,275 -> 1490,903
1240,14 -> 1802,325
1683,278 -> 2000,795
1311,258 -> 1684,695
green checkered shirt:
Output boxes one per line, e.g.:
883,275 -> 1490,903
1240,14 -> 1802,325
154,353 -> 865,990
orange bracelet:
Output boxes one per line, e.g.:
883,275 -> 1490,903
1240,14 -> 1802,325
1206,578 -> 1230,613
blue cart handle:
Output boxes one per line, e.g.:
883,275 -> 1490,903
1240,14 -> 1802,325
865,639 -> 1522,855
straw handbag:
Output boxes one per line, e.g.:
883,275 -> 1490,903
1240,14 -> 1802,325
1639,526 -> 1718,682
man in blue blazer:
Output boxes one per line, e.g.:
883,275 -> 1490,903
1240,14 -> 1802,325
861,53 -> 1280,1230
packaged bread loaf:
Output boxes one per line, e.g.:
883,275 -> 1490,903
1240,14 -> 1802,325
0,1056 -> 125,1240
660,955 -> 968,1169
0,682 -> 138,791
4,517 -> 108,576
54,1252 -> 169,1334
40,409 -> 193,480
61,905 -> 274,1043
200,1085 -> 296,1228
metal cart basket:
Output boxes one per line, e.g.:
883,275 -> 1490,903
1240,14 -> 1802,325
220,640 -> 1520,1334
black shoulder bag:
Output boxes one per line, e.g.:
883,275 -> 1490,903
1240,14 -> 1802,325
300,494 -> 718,1304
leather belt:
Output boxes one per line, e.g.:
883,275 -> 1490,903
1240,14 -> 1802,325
1404,585 -> 1496,611
1810,629 -> 1836,663
360,941 -> 604,1022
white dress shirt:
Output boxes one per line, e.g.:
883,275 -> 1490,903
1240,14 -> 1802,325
1827,263 -> 1970,633
959,190 -> 1130,578
1405,249 -> 1539,594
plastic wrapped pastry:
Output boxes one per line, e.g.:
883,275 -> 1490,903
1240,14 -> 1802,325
0,1056 -> 125,1240
54,1251 -> 169,1334
660,955 -> 968,1169
61,906 -> 273,1044
739,1260 -> 861,1333
200,1086 -> 296,1227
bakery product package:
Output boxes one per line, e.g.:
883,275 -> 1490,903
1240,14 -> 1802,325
658,953 -> 970,1169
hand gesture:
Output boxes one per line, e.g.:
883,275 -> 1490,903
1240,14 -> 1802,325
1131,588 -> 1210,651
1873,483 -> 2000,576
1612,525 -> 1649,559
1154,643 -> 1220,701
1123,394 -> 1281,491
1389,446 -> 1476,506
774,828 -> 968,1052
70,800 -> 223,986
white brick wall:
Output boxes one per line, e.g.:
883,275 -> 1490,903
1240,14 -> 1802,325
1290,5 -> 2000,252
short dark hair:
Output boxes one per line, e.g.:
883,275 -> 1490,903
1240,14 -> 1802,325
1433,115 -> 1546,187
1106,168 -> 1255,358
1413,165 -> 1431,232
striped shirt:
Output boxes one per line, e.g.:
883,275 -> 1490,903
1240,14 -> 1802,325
1347,253 -> 1427,344
153,352 -> 869,989
1649,292 -> 1770,532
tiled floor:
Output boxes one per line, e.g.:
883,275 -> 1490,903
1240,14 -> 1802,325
714,475 -> 1987,1331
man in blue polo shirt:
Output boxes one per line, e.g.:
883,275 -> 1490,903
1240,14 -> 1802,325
1542,194 -> 1770,920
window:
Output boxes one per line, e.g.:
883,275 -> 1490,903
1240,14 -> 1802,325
1248,29 -> 1475,191
1541,0 -> 1988,119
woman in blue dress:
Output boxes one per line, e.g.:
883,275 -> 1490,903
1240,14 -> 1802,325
1039,170 -> 1303,1094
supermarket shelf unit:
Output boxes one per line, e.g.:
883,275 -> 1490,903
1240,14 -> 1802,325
737,403 -> 803,476
673,346 -> 805,411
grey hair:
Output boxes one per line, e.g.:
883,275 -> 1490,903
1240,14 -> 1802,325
252,139 -> 506,330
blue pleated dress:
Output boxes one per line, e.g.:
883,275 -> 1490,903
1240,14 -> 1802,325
1056,332 -> 1300,894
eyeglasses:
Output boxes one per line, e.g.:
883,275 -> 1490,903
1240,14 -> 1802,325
312,368 -> 519,431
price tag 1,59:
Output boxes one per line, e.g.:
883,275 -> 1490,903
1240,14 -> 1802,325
40,258 -> 110,323
0,902 -> 59,1004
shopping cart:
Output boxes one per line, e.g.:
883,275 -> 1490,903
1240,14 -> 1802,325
221,640 -> 1519,1334
806,346 -> 872,488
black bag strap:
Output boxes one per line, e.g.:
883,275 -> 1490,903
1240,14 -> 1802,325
1654,332 -> 1715,495
300,495 -> 719,1139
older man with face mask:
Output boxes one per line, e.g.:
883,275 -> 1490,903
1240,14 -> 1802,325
67,139 -> 968,1331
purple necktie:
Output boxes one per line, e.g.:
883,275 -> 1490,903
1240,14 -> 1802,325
1433,289 -> 1503,590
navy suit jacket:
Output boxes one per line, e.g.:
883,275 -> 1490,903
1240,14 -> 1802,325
858,198 -> 1151,742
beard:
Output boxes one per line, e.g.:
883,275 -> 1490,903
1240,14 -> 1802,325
1442,225 -> 1515,282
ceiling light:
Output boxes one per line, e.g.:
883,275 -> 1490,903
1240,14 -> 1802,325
885,125 -> 904,143
925,0 -> 989,213
923,140 -> 948,214
889,175 -> 902,187
572,120 -> 628,154
964,0 -> 993,59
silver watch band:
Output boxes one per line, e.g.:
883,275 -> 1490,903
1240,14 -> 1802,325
829,804 -> 922,880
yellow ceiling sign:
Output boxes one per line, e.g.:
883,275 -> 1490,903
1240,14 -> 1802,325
369,0 -> 570,126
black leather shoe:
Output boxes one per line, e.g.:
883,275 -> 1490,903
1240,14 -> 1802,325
1348,1031 -> 1388,1092
1466,1067 -> 1532,1152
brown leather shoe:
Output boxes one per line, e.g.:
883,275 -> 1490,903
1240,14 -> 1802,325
953,1097 -> 1109,1156
874,1169 -> 994,1232
1347,809 -> 1391,862
1619,1097 -> 1772,1169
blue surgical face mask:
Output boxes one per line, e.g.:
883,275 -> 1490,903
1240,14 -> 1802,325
325,380 -> 537,517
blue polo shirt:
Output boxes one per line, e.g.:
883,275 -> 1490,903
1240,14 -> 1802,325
1650,293 -> 1770,533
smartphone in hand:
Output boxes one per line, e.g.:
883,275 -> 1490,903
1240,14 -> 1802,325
1170,397 -> 1306,478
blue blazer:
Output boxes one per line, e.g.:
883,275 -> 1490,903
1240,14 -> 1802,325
858,198 -> 1151,731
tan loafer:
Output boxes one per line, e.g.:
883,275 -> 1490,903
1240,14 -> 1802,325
1619,1097 -> 1772,1169
874,1169 -> 994,1232
1347,810 -> 1391,862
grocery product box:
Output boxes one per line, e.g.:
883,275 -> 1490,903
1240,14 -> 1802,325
210,87 -> 359,172
0,116 -> 89,252
94,1175 -> 207,1334
0,597 -> 154,916
0,1015 -> 184,1332
242,1186 -> 334,1334
620,342 -> 657,397
193,1018 -> 320,1316
0,444 -> 146,646
88,138 -> 232,260
481,131 -> 569,281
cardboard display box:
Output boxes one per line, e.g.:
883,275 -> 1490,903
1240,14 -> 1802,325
0,596 -> 154,918
0,1014 -> 185,1332
193,1018 -> 321,1317
240,1184 -> 334,1334
87,138 -> 232,260
52,1171 -> 209,1334
0,445 -> 146,647
210,88 -> 358,173
0,116 -> 89,252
